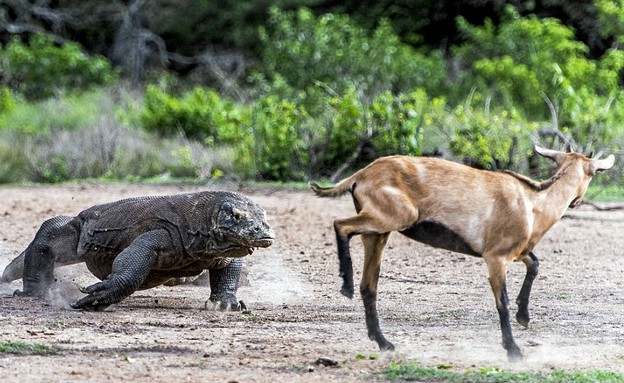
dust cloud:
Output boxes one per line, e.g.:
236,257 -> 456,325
243,253 -> 312,306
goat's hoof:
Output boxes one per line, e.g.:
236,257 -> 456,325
516,311 -> 530,328
340,286 -> 354,299
376,339 -> 395,352
507,347 -> 523,362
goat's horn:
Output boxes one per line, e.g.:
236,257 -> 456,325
592,154 -> 615,173
534,145 -> 562,161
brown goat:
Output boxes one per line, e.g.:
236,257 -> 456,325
311,145 -> 615,361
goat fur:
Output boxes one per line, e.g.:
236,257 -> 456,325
311,145 -> 615,361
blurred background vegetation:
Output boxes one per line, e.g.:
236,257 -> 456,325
0,0 -> 622,197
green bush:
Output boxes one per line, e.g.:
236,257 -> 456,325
448,102 -> 539,170
368,89 -> 446,158
248,96 -> 309,181
0,90 -> 108,134
243,87 -> 450,181
0,34 -> 117,100
141,85 -> 248,144
0,86 -> 15,114
258,7 -> 446,99
453,7 -> 624,154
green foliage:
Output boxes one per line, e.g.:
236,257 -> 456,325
0,6 -> 622,186
368,89 -> 445,157
0,86 -> 15,114
449,102 -> 539,170
244,87 -> 450,181
0,87 -> 231,183
258,7 -> 446,99
249,96 -> 309,181
141,85 -> 247,144
453,7 -> 624,153
455,8 -> 619,102
0,131 -> 28,183
0,90 -> 107,134
146,0 -> 319,54
0,34 -> 117,100
380,362 -> 624,382
596,0 -> 624,41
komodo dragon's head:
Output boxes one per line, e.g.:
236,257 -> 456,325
214,194 -> 275,254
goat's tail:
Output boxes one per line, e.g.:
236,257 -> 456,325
309,179 -> 355,198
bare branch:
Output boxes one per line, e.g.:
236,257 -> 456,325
537,127 -> 576,150
581,200 -> 624,211
329,135 -> 372,183
538,92 -> 580,153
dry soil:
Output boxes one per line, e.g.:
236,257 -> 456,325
1,183 -> 623,382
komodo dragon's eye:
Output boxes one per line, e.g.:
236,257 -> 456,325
232,208 -> 245,221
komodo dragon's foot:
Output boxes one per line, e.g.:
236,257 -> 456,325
70,280 -> 124,311
208,293 -> 244,311
12,286 -> 46,298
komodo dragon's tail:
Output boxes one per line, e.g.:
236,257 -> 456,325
1,251 -> 24,282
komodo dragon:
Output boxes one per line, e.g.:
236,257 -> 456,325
1,191 -> 275,311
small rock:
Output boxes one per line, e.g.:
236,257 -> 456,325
315,357 -> 339,367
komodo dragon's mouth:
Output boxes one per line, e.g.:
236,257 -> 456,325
222,237 -> 274,255
251,237 -> 274,248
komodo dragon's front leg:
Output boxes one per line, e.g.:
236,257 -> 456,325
209,257 -> 244,310
71,230 -> 168,311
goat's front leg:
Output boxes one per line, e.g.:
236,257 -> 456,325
360,233 -> 394,351
516,252 -> 539,328
486,256 -> 522,362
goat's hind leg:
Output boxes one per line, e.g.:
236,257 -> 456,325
360,233 -> 394,351
516,252 -> 539,328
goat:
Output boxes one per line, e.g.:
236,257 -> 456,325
310,145 -> 615,361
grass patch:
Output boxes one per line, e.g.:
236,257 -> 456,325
237,310 -> 268,322
586,183 -> 624,202
0,341 -> 61,355
0,90 -> 106,134
379,363 -> 624,382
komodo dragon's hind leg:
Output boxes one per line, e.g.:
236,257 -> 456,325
209,258 -> 244,311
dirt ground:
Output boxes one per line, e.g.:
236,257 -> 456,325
1,182 -> 623,382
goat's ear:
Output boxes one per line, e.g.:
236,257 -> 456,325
591,154 -> 615,174
534,145 -> 562,162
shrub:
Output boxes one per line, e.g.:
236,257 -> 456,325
368,89 -> 446,158
248,96 -> 309,181
140,85 -> 247,144
258,7 -> 446,100
0,90 -> 108,134
454,8 -> 624,106
0,86 -> 15,114
0,34 -> 117,100
243,87 -> 450,181
453,7 -> 624,154
448,102 -> 539,170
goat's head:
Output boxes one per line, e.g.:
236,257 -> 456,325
534,145 -> 615,208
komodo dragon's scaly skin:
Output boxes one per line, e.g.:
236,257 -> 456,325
1,191 -> 274,311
